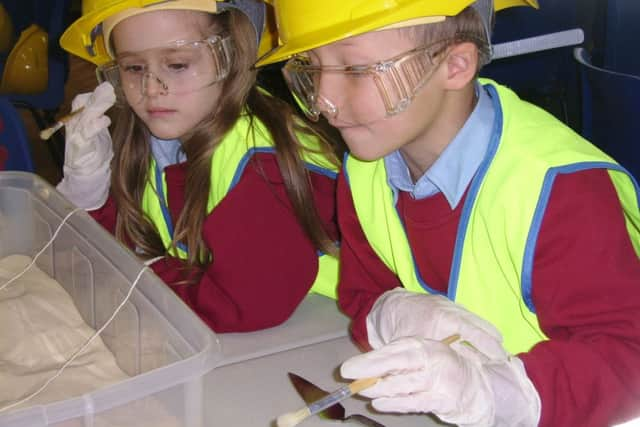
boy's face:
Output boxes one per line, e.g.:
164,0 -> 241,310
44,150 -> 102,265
305,29 -> 449,161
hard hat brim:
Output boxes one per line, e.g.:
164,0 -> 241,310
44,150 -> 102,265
61,0 -> 220,65
256,11 -> 445,67
256,0 -> 538,67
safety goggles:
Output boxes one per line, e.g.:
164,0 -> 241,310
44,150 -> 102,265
96,35 -> 233,104
283,39 -> 450,125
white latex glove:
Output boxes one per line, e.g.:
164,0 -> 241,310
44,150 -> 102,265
341,337 -> 541,427
56,81 -> 116,210
367,288 -> 508,361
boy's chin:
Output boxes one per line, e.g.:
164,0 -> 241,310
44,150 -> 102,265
345,143 -> 390,163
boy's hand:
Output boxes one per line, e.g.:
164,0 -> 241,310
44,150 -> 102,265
366,288 -> 508,361
57,82 -> 115,210
341,336 -> 540,427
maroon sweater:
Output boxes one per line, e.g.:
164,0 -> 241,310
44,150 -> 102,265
338,168 -> 640,427
91,152 -> 338,333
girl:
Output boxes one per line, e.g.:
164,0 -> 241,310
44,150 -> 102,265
57,0 -> 341,332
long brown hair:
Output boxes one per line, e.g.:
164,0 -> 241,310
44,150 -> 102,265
110,9 -> 341,270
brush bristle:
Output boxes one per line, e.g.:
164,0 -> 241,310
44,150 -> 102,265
39,122 -> 63,140
276,407 -> 310,427
39,128 -> 55,140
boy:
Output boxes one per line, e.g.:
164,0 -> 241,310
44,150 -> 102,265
257,0 -> 640,426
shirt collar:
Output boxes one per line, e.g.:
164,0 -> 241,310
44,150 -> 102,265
150,135 -> 186,171
384,81 -> 496,208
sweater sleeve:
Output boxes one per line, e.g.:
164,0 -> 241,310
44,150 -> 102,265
336,171 -> 402,350
153,153 -> 339,333
520,168 -> 640,427
87,194 -> 117,235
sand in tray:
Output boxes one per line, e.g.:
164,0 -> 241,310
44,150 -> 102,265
0,254 -> 130,409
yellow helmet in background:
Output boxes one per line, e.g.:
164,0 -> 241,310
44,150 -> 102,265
0,4 -> 14,54
256,0 -> 538,66
0,24 -> 48,94
60,0 -> 266,66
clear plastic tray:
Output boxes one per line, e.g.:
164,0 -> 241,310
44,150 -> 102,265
0,171 -> 221,427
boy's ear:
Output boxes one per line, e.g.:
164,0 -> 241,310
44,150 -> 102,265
443,42 -> 479,90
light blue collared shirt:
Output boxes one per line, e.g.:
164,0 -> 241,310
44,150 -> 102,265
150,135 -> 186,171
384,82 -> 496,208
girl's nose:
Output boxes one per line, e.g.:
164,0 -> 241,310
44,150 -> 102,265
141,72 -> 169,98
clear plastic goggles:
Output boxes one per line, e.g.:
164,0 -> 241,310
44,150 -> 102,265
97,35 -> 233,104
283,40 -> 449,125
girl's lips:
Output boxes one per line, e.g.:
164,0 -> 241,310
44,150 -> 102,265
147,108 -> 176,117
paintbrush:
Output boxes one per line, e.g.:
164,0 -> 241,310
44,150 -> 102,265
39,107 -> 85,140
287,372 -> 385,426
277,377 -> 378,427
276,333 -> 460,427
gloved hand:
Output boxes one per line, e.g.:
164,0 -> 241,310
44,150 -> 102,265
56,81 -> 116,210
366,288 -> 508,361
341,337 -> 541,427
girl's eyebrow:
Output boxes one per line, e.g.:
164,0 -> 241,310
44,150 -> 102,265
117,46 -> 184,60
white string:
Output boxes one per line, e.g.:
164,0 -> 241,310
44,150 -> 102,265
0,265 -> 149,413
0,207 -> 82,291
144,255 -> 165,266
0,206 -> 150,413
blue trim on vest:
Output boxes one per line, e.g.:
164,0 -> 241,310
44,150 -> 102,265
343,152 -> 351,186
154,163 -> 188,253
306,162 -> 339,179
230,147 -> 339,192
521,161 -> 635,313
448,83 -> 504,300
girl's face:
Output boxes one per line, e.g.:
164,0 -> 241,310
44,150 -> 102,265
111,10 -> 223,140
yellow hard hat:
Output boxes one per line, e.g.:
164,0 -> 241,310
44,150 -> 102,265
257,1 -> 277,60
0,4 -> 14,54
256,0 -> 539,66
0,24 -> 48,94
60,0 -> 266,66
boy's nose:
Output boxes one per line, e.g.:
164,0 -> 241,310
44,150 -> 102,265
141,72 -> 169,97
316,72 -> 344,119
314,94 -> 338,119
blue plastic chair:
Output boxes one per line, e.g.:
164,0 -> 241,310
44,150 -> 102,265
0,96 -> 34,172
480,0 -> 580,127
574,47 -> 640,180
0,0 -> 71,168
604,0 -> 640,75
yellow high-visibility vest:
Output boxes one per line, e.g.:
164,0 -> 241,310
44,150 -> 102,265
142,113 -> 340,298
345,80 -> 640,353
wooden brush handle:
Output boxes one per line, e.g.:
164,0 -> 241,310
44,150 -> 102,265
348,377 -> 379,394
59,106 -> 85,123
441,333 -> 461,346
